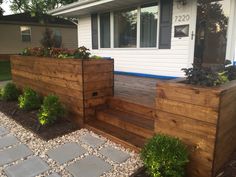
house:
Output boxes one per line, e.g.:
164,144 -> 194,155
49,0 -> 236,78
0,13 -> 78,59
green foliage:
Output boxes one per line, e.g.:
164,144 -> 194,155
141,134 -> 189,177
0,0 -> 3,16
90,55 -> 103,60
224,60 -> 236,81
21,46 -> 94,59
10,0 -> 77,16
73,46 -> 91,59
18,88 -> 41,110
40,28 -> 62,48
1,83 -> 20,101
38,95 -> 65,126
0,88 -> 3,100
182,64 -> 229,87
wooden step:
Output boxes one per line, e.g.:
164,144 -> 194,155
108,97 -> 156,120
96,108 -> 154,139
85,120 -> 148,151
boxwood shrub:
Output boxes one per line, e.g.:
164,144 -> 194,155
141,134 -> 189,177
18,88 -> 41,110
1,83 -> 20,101
38,95 -> 65,125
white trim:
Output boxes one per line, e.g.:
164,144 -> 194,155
50,0 -> 115,16
226,0 -> 236,62
110,12 -> 114,48
98,14 -> 101,49
187,0 -> 197,67
137,6 -> 141,48
156,2 -> 160,48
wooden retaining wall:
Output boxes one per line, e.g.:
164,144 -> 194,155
11,55 -> 114,125
156,79 -> 236,177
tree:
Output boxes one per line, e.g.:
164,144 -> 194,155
0,0 -> 4,16
41,28 -> 62,48
10,0 -> 77,16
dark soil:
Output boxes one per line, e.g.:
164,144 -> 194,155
0,100 -> 79,141
131,167 -> 150,177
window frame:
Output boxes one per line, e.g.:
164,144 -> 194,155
20,26 -> 31,42
97,1 -> 160,50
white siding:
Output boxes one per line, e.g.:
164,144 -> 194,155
77,1 -> 196,77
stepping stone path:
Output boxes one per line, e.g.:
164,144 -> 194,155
4,157 -> 50,177
80,134 -> 106,148
66,155 -> 112,177
0,126 -> 133,177
99,146 -> 130,163
46,142 -> 86,165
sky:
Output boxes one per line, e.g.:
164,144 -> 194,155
1,0 -> 13,15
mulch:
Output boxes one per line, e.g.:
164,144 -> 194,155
0,100 -> 79,141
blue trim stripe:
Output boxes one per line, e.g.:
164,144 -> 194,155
114,71 -> 177,80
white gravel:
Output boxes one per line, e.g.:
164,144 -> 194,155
0,111 -> 143,177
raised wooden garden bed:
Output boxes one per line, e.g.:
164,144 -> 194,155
156,79 -> 236,177
10,55 -> 114,125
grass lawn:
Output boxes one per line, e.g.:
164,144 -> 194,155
0,61 -> 12,81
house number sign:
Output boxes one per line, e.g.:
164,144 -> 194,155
175,14 -> 190,23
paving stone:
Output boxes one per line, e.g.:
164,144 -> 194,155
46,172 -> 61,177
0,135 -> 19,149
46,142 -> 86,165
4,156 -> 50,177
80,134 -> 105,148
0,144 -> 33,166
66,155 -> 112,177
0,126 -> 9,136
99,146 -> 130,163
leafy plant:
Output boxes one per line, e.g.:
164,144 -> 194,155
224,60 -> 236,81
141,134 -> 189,177
21,46 -> 94,60
182,64 -> 229,87
18,88 -> 41,110
38,95 -> 65,125
1,83 -> 20,101
73,46 -> 91,59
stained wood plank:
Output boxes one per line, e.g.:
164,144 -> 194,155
97,108 -> 154,138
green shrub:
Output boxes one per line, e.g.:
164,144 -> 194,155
141,134 -> 189,177
38,95 -> 65,125
182,64 -> 229,87
0,88 -> 3,100
1,83 -> 20,101
18,88 -> 41,110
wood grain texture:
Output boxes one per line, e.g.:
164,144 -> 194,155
156,80 -> 236,177
11,55 -> 114,124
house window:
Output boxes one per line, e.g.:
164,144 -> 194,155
20,26 -> 31,42
114,8 -> 137,48
100,12 -> 111,48
53,29 -> 62,48
140,3 -> 158,47
94,0 -> 172,49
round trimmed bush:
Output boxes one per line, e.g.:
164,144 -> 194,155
141,134 -> 189,177
18,88 -> 41,110
1,83 -> 20,101
38,95 -> 65,125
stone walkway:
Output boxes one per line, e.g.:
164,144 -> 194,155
0,112 -> 142,177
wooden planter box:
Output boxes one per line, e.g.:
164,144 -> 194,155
156,79 -> 236,177
11,55 -> 114,125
